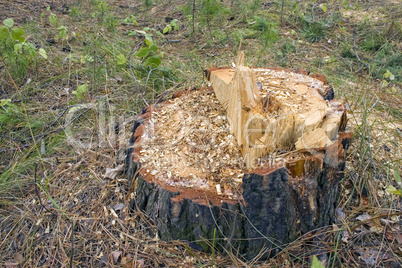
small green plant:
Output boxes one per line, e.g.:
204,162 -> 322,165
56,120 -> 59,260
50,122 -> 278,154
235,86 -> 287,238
105,14 -> 119,31
45,7 -> 69,41
382,69 -> 395,87
163,19 -> 179,34
251,16 -> 279,49
0,99 -> 21,131
143,0 -> 153,9
72,84 -> 88,100
300,14 -> 326,42
57,25 -> 68,40
200,0 -> 227,36
387,167 -> 401,197
128,28 -> 163,68
135,42 -> 161,69
0,18 -> 47,80
361,34 -> 386,52
48,8 -> 58,26
319,3 -> 328,13
123,15 -> 137,25
342,0 -> 350,10
94,0 -> 109,17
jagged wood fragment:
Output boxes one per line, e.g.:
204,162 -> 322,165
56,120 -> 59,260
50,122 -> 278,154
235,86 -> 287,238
207,54 -> 345,169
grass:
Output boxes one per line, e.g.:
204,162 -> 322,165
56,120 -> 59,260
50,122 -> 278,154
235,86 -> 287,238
0,0 -> 401,266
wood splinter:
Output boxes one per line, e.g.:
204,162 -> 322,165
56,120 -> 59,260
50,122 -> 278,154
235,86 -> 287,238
207,51 -> 346,169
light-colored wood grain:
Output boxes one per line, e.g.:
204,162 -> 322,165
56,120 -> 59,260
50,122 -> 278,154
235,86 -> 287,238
208,52 -> 345,168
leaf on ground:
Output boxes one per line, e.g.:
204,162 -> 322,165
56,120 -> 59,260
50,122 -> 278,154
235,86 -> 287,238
356,248 -> 379,266
311,255 -> 325,268
38,48 -> 47,59
112,251 -> 122,263
387,185 -> 401,196
113,203 -> 124,211
5,261 -> 18,268
104,164 -> 124,179
3,18 -> 14,28
341,229 -> 350,243
388,225 -> 402,244
116,53 -> 127,65
356,212 -> 372,222
369,225 -> 383,234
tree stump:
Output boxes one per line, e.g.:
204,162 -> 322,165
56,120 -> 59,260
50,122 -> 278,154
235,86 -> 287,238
126,58 -> 351,260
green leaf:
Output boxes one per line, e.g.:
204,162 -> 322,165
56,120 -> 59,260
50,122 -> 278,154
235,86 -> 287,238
145,55 -> 161,68
77,84 -> 87,93
10,27 -> 25,42
394,166 -> 400,183
0,99 -> 12,107
387,186 -> 402,196
49,13 -> 57,25
311,256 -> 325,268
171,19 -> 179,30
38,48 -> 47,59
144,37 -> 153,47
163,25 -> 172,34
80,55 -> 94,63
383,69 -> 395,81
343,0 -> 349,10
149,44 -> 158,52
3,18 -> 14,28
320,4 -> 327,13
72,84 -> 87,100
57,25 -> 67,39
0,26 -> 9,40
68,53 -> 79,63
124,15 -> 137,25
116,53 -> 127,65
135,47 -> 150,58
14,43 -> 23,54
24,42 -> 37,58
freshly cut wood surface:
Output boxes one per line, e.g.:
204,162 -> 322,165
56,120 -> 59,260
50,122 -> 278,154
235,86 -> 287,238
207,58 -> 345,168
127,86 -> 351,259
127,59 -> 350,260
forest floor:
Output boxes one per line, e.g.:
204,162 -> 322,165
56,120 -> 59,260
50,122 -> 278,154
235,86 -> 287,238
0,0 -> 401,267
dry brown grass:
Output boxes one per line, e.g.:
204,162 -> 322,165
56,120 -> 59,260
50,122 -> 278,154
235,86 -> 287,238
0,0 -> 401,267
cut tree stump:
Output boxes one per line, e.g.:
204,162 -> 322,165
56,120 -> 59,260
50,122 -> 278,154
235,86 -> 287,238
126,57 -> 351,260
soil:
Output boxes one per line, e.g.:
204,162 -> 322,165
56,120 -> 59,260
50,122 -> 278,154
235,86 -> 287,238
0,0 -> 67,24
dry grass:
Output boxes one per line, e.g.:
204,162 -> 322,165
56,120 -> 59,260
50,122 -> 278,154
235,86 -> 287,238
0,0 -> 401,267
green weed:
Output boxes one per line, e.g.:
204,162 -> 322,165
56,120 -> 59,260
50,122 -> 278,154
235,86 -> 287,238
251,16 -> 279,50
0,18 -> 47,81
163,19 -> 179,34
300,18 -> 326,43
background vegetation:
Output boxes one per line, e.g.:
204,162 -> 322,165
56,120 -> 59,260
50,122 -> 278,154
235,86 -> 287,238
0,0 -> 401,266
